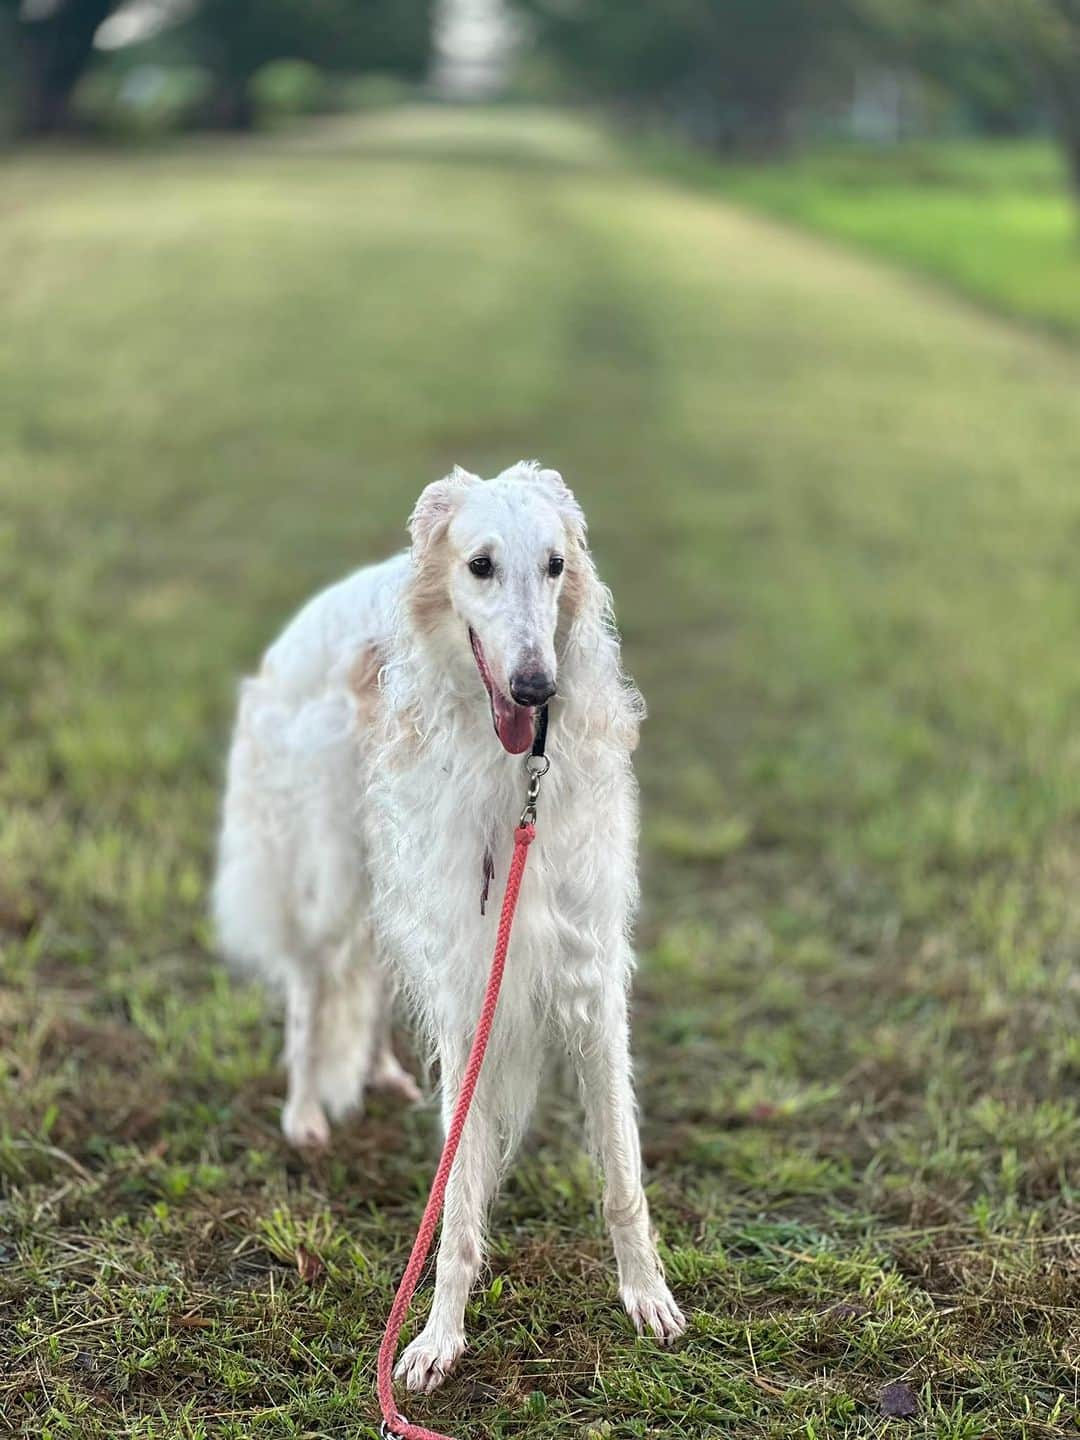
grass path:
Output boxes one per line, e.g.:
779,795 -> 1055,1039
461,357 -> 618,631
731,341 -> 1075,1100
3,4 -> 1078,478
1,109 -> 1078,1438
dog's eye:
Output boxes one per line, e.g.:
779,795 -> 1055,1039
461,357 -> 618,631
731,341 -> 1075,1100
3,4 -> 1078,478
548,555 -> 564,578
469,555 -> 494,579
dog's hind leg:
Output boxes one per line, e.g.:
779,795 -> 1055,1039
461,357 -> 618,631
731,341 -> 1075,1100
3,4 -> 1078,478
282,965 -> 332,1149
282,936 -> 381,1149
573,957 -> 686,1345
369,1022 -> 422,1104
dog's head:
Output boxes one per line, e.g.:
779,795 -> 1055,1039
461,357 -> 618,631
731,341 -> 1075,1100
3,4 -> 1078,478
407,461 -> 589,754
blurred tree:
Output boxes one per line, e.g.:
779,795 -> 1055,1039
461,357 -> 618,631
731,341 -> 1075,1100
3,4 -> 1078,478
513,0 -> 1057,151
511,0 -> 851,152
852,0 -> 1036,135
178,0 -> 433,129
863,0 -> 1080,201
977,0 -> 1080,198
4,0 -> 119,134
4,0 -> 433,136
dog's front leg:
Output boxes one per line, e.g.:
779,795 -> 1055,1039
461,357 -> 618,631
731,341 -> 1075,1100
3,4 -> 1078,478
575,973 -> 686,1344
394,1035 -> 500,1393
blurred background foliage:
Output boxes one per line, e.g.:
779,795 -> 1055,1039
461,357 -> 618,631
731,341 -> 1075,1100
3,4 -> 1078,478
511,0 -> 1080,199
1,0 -> 1079,193
0,0 -> 433,136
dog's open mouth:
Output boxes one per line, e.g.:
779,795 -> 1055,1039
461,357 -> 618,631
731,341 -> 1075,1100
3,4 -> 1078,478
469,629 -> 536,755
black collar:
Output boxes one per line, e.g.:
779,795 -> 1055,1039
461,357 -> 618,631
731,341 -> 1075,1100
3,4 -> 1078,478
531,703 -> 549,760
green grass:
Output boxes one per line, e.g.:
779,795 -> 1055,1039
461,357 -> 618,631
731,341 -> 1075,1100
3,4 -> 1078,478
647,136 -> 1080,342
1,107 -> 1079,1438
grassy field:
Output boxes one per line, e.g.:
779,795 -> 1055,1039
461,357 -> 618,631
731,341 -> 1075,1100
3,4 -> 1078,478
650,137 -> 1080,342
2,108 -> 1079,1438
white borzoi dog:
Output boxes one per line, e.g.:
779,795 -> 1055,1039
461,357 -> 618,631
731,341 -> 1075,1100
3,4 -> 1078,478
213,460 -> 685,1390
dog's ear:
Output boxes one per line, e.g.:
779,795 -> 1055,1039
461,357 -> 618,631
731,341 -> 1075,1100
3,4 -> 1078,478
408,466 -> 479,555
527,464 -> 587,539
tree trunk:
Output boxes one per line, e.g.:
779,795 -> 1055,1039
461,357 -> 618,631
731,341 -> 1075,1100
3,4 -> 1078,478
1055,112 -> 1080,212
1040,59 -> 1080,216
15,0 -> 113,136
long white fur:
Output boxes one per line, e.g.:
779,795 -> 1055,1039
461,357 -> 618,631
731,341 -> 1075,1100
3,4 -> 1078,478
213,461 -> 685,1391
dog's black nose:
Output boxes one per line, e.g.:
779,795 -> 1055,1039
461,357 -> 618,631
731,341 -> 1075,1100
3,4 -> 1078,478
510,670 -> 556,707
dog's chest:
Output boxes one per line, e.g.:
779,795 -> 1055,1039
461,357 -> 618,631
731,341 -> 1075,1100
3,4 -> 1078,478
367,747 -> 610,1008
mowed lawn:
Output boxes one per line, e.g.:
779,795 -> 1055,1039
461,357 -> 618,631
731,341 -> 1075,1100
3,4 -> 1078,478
660,138 -> 1080,343
1,109 -> 1079,1438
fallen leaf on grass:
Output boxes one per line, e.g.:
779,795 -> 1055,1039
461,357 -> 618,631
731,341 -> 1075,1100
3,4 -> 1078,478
878,1381 -> 918,1418
748,1102 -> 779,1123
296,1245 -> 325,1284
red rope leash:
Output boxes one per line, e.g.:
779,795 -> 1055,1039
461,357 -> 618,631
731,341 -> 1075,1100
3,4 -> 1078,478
376,821 -> 537,1440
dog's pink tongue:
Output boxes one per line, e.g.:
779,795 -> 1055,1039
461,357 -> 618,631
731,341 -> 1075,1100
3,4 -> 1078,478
493,692 -> 535,755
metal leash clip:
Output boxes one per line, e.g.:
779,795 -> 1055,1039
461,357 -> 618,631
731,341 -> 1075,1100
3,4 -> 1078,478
520,753 -> 550,826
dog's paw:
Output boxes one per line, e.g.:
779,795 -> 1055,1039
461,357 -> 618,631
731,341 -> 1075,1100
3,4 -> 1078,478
622,1284 -> 687,1345
282,1097 -> 330,1151
394,1328 -> 465,1393
371,1050 -> 422,1105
